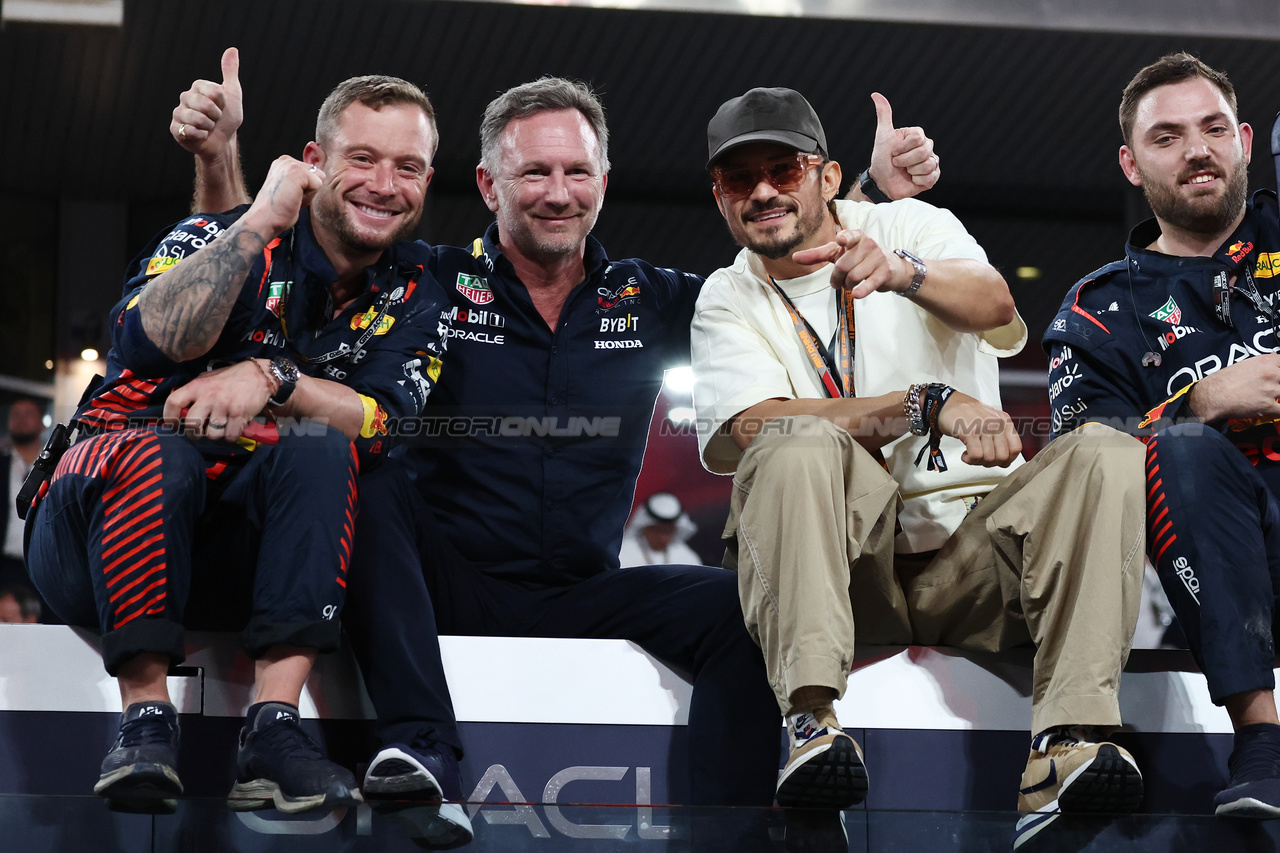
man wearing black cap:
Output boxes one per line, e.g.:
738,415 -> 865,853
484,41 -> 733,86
171,60 -> 945,831
691,87 -> 1147,845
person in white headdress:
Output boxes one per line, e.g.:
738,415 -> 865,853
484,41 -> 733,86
619,493 -> 704,567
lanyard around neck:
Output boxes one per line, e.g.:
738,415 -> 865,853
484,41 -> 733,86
273,229 -> 395,366
766,275 -> 855,398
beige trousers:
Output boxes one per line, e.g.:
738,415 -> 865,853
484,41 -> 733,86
723,417 -> 1146,735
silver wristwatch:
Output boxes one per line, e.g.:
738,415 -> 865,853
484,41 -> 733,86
894,249 -> 927,297
267,357 -> 300,407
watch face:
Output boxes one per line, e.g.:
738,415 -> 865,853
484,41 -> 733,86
272,358 -> 300,383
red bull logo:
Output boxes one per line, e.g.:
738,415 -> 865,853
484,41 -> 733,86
597,278 -> 642,312
1228,240 -> 1254,263
359,395 -> 391,438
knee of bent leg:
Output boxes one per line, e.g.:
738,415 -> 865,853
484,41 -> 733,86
1053,422 -> 1145,481
143,430 -> 206,492
740,414 -> 852,472
1147,422 -> 1238,479
272,424 -> 357,475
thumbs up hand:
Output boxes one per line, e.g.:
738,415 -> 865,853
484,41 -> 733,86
171,46 -> 244,159
865,92 -> 940,200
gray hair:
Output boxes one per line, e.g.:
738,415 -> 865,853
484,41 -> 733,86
479,76 -> 611,175
316,75 -> 438,157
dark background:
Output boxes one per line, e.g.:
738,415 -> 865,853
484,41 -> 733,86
3,0 -> 1278,560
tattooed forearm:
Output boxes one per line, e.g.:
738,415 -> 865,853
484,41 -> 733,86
137,221 -> 269,362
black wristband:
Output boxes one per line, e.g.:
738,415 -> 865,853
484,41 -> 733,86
858,168 -> 893,204
913,383 -> 955,473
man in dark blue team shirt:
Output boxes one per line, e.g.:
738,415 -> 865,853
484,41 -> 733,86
25,66 -> 449,817
1044,53 -> 1280,817
176,51 -> 938,846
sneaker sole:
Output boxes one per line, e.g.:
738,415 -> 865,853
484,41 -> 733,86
375,800 -> 474,850
784,808 -> 848,849
1058,744 -> 1144,814
776,735 -> 868,809
1215,797 -> 1280,819
363,746 -> 444,801
228,778 -> 363,813
95,762 -> 183,814
1012,809 -> 1060,850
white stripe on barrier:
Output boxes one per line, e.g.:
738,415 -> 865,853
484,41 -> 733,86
0,625 -> 1235,732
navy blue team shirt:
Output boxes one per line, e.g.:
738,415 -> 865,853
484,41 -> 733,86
397,223 -> 703,584
78,206 -> 451,466
1043,190 -> 1280,465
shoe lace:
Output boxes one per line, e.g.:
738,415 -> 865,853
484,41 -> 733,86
1032,725 -> 1098,754
255,717 -> 324,762
118,715 -> 175,749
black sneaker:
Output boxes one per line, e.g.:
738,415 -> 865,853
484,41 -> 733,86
1215,723 -> 1280,818
94,700 -> 183,813
227,702 -> 361,813
364,742 -> 473,849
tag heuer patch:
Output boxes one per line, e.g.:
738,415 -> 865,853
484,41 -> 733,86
456,273 -> 494,305
1149,296 -> 1182,325
266,281 -> 286,317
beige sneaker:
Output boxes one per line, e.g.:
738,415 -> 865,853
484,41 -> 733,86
775,711 -> 868,809
1014,731 -> 1143,848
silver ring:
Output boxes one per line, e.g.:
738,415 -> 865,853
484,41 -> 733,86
209,421 -> 227,429
309,164 -> 317,173
178,124 -> 188,140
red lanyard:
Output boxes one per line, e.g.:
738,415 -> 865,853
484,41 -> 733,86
766,276 -> 855,398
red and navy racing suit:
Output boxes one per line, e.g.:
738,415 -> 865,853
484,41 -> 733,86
24,207 -> 449,674
1043,190 -> 1280,704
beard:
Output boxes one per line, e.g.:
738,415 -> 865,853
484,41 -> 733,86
1140,154 -> 1249,237
311,191 -> 422,256
8,427 -> 41,445
494,177 -> 604,264
734,196 -> 827,261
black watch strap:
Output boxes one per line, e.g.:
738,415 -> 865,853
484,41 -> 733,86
858,168 -> 892,204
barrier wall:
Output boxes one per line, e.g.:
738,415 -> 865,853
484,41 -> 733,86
0,625 -> 1251,850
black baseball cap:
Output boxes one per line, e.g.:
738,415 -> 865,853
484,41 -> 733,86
707,87 -> 828,168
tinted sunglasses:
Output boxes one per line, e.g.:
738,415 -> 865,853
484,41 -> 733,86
710,153 -> 825,198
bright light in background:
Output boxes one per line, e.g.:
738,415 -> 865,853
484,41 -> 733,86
663,366 -> 695,395
667,407 -> 697,425
80,348 -> 99,362
44,360 -> 53,370
42,414 -> 52,428
2,0 -> 123,26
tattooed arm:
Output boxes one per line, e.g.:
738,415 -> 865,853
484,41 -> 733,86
137,155 -> 323,362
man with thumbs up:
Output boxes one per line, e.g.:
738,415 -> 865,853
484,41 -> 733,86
691,87 -> 1147,845
170,62 -> 945,848
24,70 -> 450,818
